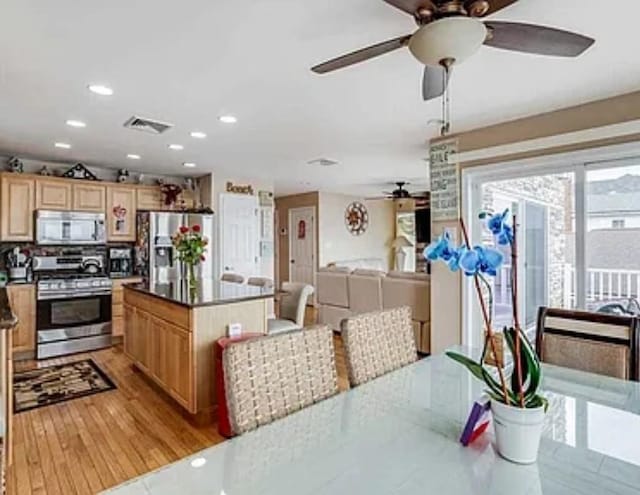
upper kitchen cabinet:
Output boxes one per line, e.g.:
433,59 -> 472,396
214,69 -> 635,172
137,186 -> 164,210
35,179 -> 72,210
107,185 -> 136,241
0,174 -> 35,242
72,183 -> 106,213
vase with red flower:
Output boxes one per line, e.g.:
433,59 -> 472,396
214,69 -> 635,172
172,224 -> 208,289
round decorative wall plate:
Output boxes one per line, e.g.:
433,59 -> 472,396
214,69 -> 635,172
345,201 -> 369,236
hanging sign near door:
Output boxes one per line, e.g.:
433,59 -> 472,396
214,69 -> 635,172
429,138 -> 460,222
297,220 -> 306,239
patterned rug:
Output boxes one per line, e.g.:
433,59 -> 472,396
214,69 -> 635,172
13,359 -> 116,413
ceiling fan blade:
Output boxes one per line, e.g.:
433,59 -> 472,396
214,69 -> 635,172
311,35 -> 411,74
422,64 -> 450,101
382,0 -> 432,16
484,0 -> 519,16
484,21 -> 595,57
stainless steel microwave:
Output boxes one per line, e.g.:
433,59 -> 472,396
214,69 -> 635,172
35,210 -> 107,245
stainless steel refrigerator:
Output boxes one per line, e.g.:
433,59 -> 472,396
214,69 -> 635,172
135,211 -> 214,284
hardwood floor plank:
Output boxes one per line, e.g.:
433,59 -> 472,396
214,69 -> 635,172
8,334 -> 350,495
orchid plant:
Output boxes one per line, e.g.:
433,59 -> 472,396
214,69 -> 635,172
426,210 -> 547,410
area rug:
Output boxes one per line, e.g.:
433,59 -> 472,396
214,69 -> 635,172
13,359 -> 116,413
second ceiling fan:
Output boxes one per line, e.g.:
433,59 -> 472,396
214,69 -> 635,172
312,0 -> 595,111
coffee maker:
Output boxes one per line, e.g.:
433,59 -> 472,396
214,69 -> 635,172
108,247 -> 133,278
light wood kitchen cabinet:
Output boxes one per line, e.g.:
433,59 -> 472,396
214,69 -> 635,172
137,187 -> 164,210
35,179 -> 72,210
0,175 -> 35,241
6,284 -> 36,354
106,185 -> 137,242
72,183 -> 106,212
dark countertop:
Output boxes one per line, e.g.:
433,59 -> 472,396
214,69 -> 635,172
124,279 -> 275,308
0,287 -> 18,330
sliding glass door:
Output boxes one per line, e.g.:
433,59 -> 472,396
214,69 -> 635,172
465,153 -> 640,345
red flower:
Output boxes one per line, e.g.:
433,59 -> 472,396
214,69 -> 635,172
179,226 -> 189,234
192,224 -> 201,233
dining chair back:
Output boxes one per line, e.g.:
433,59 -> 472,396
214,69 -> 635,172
341,306 -> 417,387
536,307 -> 640,381
221,272 -> 245,284
223,325 -> 338,435
247,277 -> 274,289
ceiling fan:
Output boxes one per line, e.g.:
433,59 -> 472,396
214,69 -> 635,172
368,182 -> 430,201
312,0 -> 595,133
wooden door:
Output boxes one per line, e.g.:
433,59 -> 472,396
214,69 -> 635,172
220,193 -> 260,277
7,285 -> 36,353
137,187 -> 164,210
0,176 -> 35,241
35,179 -> 72,210
107,185 -> 136,241
72,183 -> 106,212
165,323 -> 193,410
288,206 -> 316,287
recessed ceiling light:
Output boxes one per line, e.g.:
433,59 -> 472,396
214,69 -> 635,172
54,142 -> 71,149
219,115 -> 237,124
66,119 -> 86,128
190,457 -> 206,468
183,162 -> 196,168
127,154 -> 141,160
87,84 -> 114,96
168,144 -> 184,150
190,131 -> 207,139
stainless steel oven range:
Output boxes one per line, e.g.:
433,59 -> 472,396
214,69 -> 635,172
33,253 -> 112,359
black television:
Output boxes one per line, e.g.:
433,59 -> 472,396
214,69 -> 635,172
415,208 -> 431,244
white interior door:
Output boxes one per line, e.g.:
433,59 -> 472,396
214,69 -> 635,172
220,193 -> 259,278
289,207 -> 315,287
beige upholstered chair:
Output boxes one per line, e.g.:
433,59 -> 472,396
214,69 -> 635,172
341,306 -> 418,387
267,282 -> 314,334
223,325 -> 338,435
247,277 -> 274,289
221,272 -> 245,284
536,307 -> 639,381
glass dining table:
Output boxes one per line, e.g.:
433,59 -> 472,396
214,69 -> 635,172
104,347 -> 640,495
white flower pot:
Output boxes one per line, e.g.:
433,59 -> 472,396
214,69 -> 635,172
491,399 -> 546,464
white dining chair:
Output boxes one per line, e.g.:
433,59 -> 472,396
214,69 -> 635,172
267,282 -> 314,335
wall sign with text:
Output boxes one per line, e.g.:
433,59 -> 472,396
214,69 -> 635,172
429,139 -> 460,222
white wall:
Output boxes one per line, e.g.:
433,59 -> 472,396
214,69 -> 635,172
317,192 -> 395,270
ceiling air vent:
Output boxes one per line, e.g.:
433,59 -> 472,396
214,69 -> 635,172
123,115 -> 174,135
308,158 -> 338,167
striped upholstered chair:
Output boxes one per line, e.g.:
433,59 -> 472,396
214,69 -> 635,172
341,306 -> 417,387
536,307 -> 640,381
223,325 -> 338,435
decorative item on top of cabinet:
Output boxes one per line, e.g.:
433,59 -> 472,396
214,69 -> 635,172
72,183 -> 106,212
0,174 -> 35,242
62,163 -> 99,181
107,185 -> 136,241
7,284 -> 36,356
36,178 -> 72,210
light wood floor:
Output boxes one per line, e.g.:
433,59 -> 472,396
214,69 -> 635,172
8,330 -> 348,495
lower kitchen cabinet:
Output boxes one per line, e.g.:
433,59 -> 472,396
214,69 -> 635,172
6,284 -> 35,355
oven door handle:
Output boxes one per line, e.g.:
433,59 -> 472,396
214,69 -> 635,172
37,290 -> 112,300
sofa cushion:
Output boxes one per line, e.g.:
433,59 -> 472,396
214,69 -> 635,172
316,269 -> 350,307
382,276 -> 430,322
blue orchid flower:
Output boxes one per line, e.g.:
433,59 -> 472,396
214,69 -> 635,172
483,209 -> 514,246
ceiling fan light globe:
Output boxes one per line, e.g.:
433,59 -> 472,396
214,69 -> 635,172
409,17 -> 487,66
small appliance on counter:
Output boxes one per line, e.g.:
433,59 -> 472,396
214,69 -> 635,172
33,250 -> 112,359
5,246 -> 32,283
108,247 -> 134,278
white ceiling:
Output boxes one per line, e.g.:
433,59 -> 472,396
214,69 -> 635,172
1,0 -> 639,197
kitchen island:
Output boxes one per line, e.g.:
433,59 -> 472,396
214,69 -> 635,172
123,280 -> 273,421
